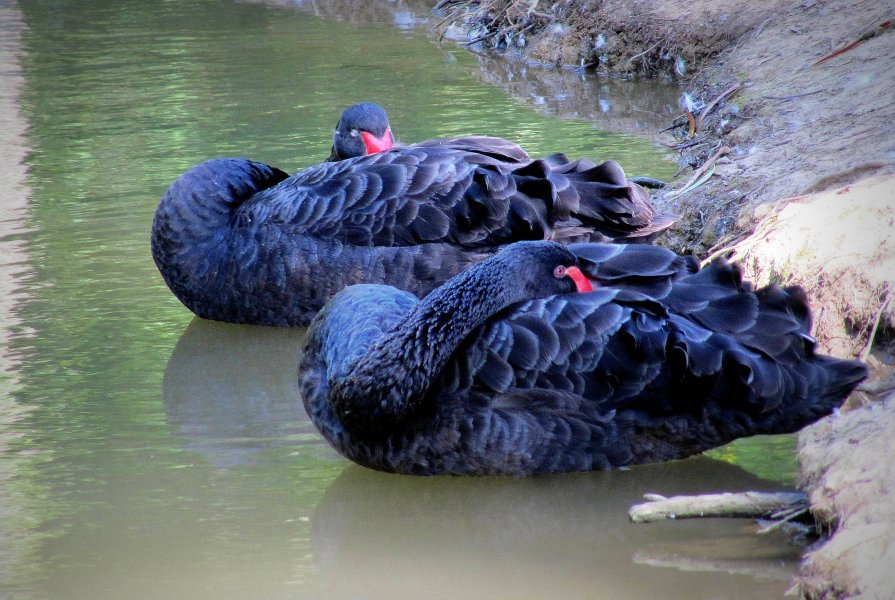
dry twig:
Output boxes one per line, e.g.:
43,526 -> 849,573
626,39 -> 662,66
694,83 -> 742,131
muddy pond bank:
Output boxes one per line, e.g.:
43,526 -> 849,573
438,1 -> 894,597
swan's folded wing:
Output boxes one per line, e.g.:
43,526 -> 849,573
238,147 -> 529,248
568,242 -> 698,299
235,144 -> 675,251
442,290 -> 642,401
409,136 -> 531,163
445,276 -> 819,420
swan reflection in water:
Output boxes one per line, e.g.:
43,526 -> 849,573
162,318 -> 802,599
311,460 -> 801,600
162,317 -> 325,466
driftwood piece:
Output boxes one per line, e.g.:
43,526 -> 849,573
629,491 -> 808,524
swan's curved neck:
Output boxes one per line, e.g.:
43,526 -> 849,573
330,265 -> 515,431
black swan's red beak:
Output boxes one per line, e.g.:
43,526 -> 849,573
361,127 -> 394,154
566,266 -> 593,293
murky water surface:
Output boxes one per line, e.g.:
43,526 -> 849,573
1,1 -> 802,598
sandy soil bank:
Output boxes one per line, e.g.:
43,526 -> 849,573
797,391 -> 895,598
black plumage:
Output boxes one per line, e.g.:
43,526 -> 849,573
299,241 -> 867,475
152,137 -> 678,326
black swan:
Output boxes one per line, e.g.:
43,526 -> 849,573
326,101 -> 669,191
152,135 -> 678,326
298,241 -> 866,475
325,102 -> 528,162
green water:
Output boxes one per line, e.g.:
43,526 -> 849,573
0,1 -> 801,598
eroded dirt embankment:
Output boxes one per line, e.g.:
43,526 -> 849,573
440,1 -> 895,597
439,0 -> 895,354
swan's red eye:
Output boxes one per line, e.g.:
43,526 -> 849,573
553,265 -> 566,278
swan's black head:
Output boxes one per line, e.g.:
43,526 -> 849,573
327,102 -> 395,161
486,241 -> 593,301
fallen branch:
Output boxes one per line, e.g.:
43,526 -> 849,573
628,491 -> 808,523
